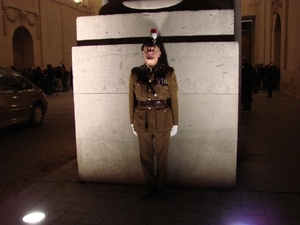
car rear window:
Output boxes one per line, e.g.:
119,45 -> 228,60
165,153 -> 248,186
0,67 -> 20,91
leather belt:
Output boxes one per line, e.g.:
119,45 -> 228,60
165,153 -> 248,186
138,99 -> 170,107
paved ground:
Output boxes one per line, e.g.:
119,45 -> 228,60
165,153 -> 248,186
0,89 -> 300,225
236,90 -> 300,193
0,90 -> 77,203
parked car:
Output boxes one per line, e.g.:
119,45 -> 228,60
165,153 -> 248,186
0,65 -> 48,129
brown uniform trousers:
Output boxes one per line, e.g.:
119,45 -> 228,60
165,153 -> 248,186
129,63 -> 179,189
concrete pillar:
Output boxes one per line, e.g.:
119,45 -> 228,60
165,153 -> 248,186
73,4 -> 239,189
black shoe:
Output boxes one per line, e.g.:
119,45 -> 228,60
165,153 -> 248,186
142,188 -> 154,199
156,189 -> 167,200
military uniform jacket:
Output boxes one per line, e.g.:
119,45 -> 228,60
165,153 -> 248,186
129,62 -> 179,133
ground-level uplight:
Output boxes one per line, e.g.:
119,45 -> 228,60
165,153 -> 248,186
22,212 -> 45,224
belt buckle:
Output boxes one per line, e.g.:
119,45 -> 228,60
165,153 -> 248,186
146,98 -> 152,109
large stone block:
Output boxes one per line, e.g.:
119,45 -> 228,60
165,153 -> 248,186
77,10 -> 234,41
72,10 -> 239,188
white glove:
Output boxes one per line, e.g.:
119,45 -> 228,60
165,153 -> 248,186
170,125 -> 178,137
131,124 -> 137,136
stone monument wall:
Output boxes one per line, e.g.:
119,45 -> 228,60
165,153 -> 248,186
72,10 -> 239,188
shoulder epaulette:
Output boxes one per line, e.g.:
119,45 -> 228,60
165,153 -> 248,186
131,65 -> 144,73
158,64 -> 174,74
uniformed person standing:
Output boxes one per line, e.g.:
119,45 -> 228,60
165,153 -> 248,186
129,29 -> 179,199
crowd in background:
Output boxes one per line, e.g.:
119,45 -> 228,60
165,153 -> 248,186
241,58 -> 280,111
254,63 -> 280,92
11,63 -> 73,96
11,61 -> 280,100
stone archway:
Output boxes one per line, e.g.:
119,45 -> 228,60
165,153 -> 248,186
13,27 -> 34,70
273,15 -> 281,67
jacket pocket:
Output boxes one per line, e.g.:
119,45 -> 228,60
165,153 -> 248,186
154,86 -> 169,99
134,84 -> 148,98
133,107 -> 147,131
155,107 -> 173,132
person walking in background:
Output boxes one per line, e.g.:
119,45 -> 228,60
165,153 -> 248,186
61,65 -> 69,92
44,64 -> 55,96
128,29 -> 179,199
271,64 -> 280,91
34,66 -> 45,91
257,63 -> 266,90
241,57 -> 255,111
265,63 -> 276,98
54,66 -> 63,92
69,67 -> 73,90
